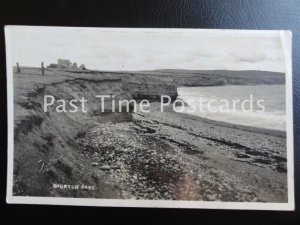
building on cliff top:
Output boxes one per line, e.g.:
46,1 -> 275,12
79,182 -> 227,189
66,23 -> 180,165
48,59 -> 86,70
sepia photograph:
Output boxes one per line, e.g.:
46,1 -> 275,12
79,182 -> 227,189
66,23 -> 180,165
5,26 -> 294,210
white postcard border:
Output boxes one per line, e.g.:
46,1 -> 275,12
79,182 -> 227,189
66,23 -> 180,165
5,26 -> 295,210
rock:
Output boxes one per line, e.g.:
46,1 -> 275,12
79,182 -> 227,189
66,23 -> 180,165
206,194 -> 217,201
148,187 -> 155,192
91,162 -> 99,166
100,165 -> 111,170
111,165 -> 121,169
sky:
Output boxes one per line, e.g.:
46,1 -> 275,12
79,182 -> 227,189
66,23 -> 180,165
7,26 -> 287,72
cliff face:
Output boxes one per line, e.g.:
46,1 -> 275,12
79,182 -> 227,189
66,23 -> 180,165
120,69 -> 285,102
125,81 -> 178,101
13,72 -> 134,197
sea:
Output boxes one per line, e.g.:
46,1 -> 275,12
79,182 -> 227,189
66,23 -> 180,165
177,85 -> 286,131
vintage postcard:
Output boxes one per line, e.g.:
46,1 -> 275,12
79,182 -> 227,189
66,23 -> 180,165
5,26 -> 294,210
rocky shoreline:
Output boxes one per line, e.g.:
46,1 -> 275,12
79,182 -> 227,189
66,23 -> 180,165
76,103 -> 287,202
